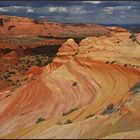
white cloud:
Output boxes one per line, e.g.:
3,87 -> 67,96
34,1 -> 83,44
104,6 -> 134,12
82,1 -> 101,4
103,8 -> 113,14
103,5 -> 135,15
26,7 -> 34,13
0,5 -> 90,15
48,6 -> 67,13
70,6 -> 89,14
11,6 -> 23,9
0,6 -> 34,13
38,16 -> 46,19
0,7 -> 9,12
47,6 -> 90,14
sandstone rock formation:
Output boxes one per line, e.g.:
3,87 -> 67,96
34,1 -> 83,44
57,39 -> 79,56
0,15 -> 110,37
0,16 -> 140,139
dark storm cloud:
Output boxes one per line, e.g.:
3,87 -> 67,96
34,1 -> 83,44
0,1 -> 139,24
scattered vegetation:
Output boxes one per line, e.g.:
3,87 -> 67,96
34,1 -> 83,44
35,117 -> 46,124
0,70 -> 15,80
20,55 -> 50,67
0,36 -> 48,45
0,40 -> 61,92
0,67 -> 35,90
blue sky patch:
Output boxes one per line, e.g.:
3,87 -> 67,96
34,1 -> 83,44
0,1 -> 139,24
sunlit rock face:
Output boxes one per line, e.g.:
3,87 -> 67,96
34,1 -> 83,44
57,39 -> 79,56
0,15 -> 110,37
0,16 -> 140,139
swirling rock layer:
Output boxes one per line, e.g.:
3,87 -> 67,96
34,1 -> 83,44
0,18 -> 140,139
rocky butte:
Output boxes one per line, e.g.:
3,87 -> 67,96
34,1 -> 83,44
0,15 -> 140,139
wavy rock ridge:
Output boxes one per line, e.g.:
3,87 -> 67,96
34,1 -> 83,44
0,21 -> 140,139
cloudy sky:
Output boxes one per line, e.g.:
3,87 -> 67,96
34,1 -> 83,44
0,1 -> 140,25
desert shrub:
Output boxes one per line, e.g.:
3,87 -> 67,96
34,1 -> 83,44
124,64 -> 127,67
101,103 -> 116,115
129,34 -> 135,39
35,117 -> 46,124
2,48 -> 11,54
8,71 -> 16,75
12,82 -> 16,86
72,82 -> 77,86
40,58 -> 49,66
15,83 -> 21,88
14,79 -> 21,88
129,33 -> 137,42
15,79 -> 20,83
57,121 -> 62,125
33,19 -> 43,24
85,114 -> 94,119
64,119 -> 72,124
110,61 -> 116,64
3,75 -> 8,79
23,77 -> 29,81
132,38 -> 136,42
8,25 -> 16,30
129,81 -> 140,94
63,108 -> 78,116
6,79 -> 12,82
36,60 -> 42,66
7,73 -> 12,77
5,94 -> 11,98
105,61 -> 109,64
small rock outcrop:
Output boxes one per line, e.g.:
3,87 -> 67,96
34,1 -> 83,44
57,38 -> 79,56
